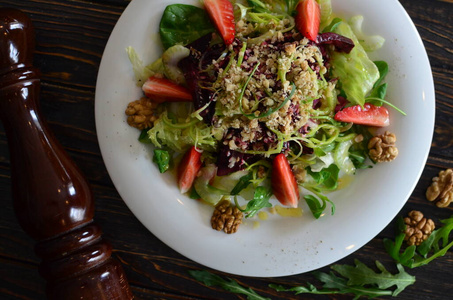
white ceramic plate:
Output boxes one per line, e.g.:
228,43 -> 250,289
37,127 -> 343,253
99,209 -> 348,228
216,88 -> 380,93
95,0 -> 435,276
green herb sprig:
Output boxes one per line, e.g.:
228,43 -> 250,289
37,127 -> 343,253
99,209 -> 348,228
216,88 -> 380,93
189,260 -> 415,300
230,172 -> 253,195
384,215 -> 453,268
271,260 -> 415,299
303,187 -> 336,219
153,149 -> 171,173
366,61 -> 406,115
235,186 -> 272,218
188,270 -> 271,300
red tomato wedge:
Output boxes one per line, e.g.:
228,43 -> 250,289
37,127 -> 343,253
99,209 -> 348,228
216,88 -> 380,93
271,154 -> 300,208
178,146 -> 203,194
334,103 -> 390,127
295,0 -> 321,42
203,0 -> 235,46
142,76 -> 193,103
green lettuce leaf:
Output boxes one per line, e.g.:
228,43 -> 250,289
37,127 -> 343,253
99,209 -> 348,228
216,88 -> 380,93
159,4 -> 215,49
330,21 -> 379,106
349,15 -> 385,51
333,139 -> 356,175
318,0 -> 333,30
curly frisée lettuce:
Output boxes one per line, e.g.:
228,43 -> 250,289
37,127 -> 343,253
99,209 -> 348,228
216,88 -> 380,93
125,0 -> 398,226
148,109 -> 217,152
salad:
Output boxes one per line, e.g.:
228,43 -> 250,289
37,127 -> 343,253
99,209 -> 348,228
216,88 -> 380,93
125,0 -> 401,232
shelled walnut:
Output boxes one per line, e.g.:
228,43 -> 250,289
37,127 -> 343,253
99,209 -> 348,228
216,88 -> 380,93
426,168 -> 453,208
368,131 -> 398,162
403,210 -> 435,246
125,97 -> 158,130
211,200 -> 243,234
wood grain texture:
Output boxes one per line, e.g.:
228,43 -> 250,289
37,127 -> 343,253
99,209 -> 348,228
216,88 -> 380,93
0,0 -> 452,299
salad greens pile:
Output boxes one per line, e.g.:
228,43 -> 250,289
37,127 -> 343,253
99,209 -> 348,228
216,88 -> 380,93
127,0 -> 399,220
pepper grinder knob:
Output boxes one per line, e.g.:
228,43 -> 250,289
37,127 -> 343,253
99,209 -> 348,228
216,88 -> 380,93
0,8 -> 133,299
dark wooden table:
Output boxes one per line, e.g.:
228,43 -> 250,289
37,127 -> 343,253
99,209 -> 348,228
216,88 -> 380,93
0,0 -> 452,299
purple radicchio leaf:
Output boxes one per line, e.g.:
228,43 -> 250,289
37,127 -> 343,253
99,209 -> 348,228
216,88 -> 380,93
335,95 -> 349,113
316,32 -> 355,54
178,33 -> 225,124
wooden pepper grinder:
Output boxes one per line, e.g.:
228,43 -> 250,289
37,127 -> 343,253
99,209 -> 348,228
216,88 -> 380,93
0,8 -> 133,300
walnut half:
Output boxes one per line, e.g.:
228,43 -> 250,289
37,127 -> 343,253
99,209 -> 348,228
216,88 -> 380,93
368,131 -> 398,163
426,168 -> 453,208
404,210 -> 435,246
211,200 -> 243,234
125,97 -> 158,130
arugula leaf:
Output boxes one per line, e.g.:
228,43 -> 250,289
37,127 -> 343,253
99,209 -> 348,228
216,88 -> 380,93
236,186 -> 272,218
303,189 -> 335,219
271,280 -> 345,296
332,260 -> 415,296
367,61 -> 389,106
304,195 -> 326,219
322,17 -> 342,33
347,125 -> 374,169
159,4 -> 215,49
365,61 -> 406,115
372,61 -> 389,89
369,83 -> 388,101
153,149 -> 171,173
138,128 -> 152,143
418,216 -> 453,256
271,260 -> 414,298
306,164 -> 340,191
384,215 -> 453,268
230,172 -> 253,195
383,217 -> 415,266
349,150 -> 372,170
313,270 -> 394,298
189,187 -> 201,200
189,270 -> 271,300
366,96 -> 407,116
